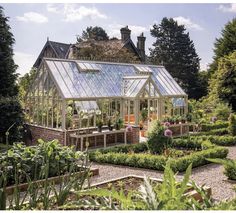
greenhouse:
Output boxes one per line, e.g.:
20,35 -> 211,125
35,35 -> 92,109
24,58 -> 188,147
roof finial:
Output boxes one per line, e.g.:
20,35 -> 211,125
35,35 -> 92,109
47,36 -> 49,41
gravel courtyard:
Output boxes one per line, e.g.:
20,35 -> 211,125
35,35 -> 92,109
90,146 -> 236,202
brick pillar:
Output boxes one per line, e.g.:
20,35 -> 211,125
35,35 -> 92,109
126,125 -> 140,144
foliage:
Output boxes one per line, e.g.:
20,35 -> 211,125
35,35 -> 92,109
64,163 -> 215,210
228,113 -> 236,136
140,108 -> 148,121
147,120 -> 171,154
79,26 -> 109,41
208,18 -> 236,76
90,143 -> 228,172
18,68 -> 37,106
0,96 -> 23,144
188,135 -> 236,146
115,118 -> 124,130
0,6 -> 18,97
207,158 -> 236,180
209,51 -> 236,111
0,139 -> 87,186
195,128 -> 229,136
201,121 -> 229,131
149,17 -> 204,99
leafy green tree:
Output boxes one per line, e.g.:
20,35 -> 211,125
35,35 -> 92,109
18,68 -> 37,105
211,51 -> 236,111
0,6 -> 23,144
149,17 -> 202,99
0,6 -> 18,96
208,18 -> 236,76
78,26 -> 109,41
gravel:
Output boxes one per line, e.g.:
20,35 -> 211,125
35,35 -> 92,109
90,146 -> 236,202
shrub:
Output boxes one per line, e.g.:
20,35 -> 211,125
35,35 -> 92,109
147,120 -> 171,154
90,145 -> 228,172
0,139 -> 86,186
228,114 -> 236,136
201,121 -> 229,132
189,135 -> 236,146
0,96 -> 24,144
196,128 -> 229,136
207,158 -> 236,180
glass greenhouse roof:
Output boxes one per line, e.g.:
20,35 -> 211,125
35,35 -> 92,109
44,58 -> 187,99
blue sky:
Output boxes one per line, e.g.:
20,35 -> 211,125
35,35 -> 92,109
1,3 -> 236,76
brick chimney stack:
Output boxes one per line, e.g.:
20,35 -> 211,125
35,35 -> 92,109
137,32 -> 146,62
120,26 -> 131,42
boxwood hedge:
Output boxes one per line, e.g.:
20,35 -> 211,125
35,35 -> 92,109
201,121 -> 229,132
89,143 -> 228,172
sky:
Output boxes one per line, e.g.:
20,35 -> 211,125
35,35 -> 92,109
1,3 -> 236,76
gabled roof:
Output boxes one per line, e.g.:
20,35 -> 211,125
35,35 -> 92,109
74,38 -> 142,60
43,58 -> 187,100
33,40 -> 71,68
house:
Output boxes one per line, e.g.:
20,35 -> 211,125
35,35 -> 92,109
33,26 -> 146,68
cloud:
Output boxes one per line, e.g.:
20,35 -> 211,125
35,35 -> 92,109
47,4 -> 107,22
173,16 -> 203,31
108,24 -> 147,38
16,12 -> 48,23
218,3 -> 236,13
14,52 -> 35,76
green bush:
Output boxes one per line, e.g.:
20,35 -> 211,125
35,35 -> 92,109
0,139 -> 86,186
173,138 -> 214,150
201,121 -> 229,132
0,96 -> 24,144
228,114 -> 236,136
147,120 -> 170,154
196,128 -> 229,136
90,145 -> 228,172
189,135 -> 236,146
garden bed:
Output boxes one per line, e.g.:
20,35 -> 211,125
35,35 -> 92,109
4,167 -> 99,195
59,175 -> 212,210
89,141 -> 228,172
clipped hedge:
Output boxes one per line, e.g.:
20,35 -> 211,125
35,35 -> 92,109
192,135 -> 236,146
90,146 -> 228,172
201,121 -> 229,132
195,128 -> 229,136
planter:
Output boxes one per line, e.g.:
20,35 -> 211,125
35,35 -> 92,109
5,167 -> 99,195
97,126 -> 102,132
108,126 -> 113,131
140,130 -> 145,137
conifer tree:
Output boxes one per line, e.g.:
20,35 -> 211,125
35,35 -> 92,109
149,17 -> 202,99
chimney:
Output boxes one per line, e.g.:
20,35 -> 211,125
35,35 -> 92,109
120,26 -> 131,42
137,32 -> 146,62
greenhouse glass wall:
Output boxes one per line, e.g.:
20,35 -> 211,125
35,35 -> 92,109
25,58 -> 188,133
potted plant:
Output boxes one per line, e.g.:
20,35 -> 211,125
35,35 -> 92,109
96,119 -> 103,132
115,118 -> 123,130
108,119 -> 113,131
181,115 -> 186,123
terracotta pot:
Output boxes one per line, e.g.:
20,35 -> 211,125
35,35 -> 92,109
140,130 -> 145,137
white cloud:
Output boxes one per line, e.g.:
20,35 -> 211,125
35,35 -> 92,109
16,12 -> 48,23
218,3 -> 236,13
14,52 -> 35,76
173,16 -> 203,31
108,24 -> 147,38
47,4 -> 107,22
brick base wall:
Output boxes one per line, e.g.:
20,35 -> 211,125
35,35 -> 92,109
126,125 -> 140,144
26,124 -> 65,145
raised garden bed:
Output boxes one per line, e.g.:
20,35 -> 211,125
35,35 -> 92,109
4,167 -> 99,195
59,175 -> 212,210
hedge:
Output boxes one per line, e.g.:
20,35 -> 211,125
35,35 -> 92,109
191,135 -> 236,146
195,128 -> 229,136
89,146 -> 228,172
201,121 -> 229,132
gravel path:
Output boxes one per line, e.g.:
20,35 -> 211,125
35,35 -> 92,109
90,146 -> 236,202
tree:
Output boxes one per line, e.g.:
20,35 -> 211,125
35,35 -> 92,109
208,18 -> 236,76
0,6 -> 18,96
0,6 -> 23,144
212,51 -> 236,111
149,17 -> 202,99
18,68 -> 37,106
79,26 -> 109,41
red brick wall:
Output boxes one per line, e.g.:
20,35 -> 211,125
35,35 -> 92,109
126,125 -> 140,144
26,124 -> 65,145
